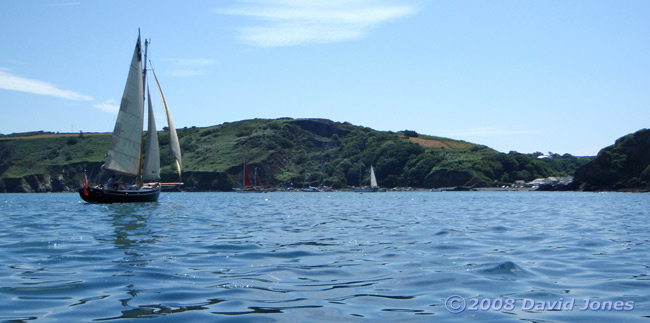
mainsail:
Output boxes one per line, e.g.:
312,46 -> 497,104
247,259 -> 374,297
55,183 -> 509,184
243,158 -> 253,188
370,165 -> 378,188
255,168 -> 262,187
152,70 -> 182,178
104,35 -> 144,176
142,85 -> 160,182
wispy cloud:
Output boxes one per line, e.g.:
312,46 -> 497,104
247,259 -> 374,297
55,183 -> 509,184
163,58 -> 216,66
93,100 -> 119,114
0,70 -> 92,101
50,2 -> 81,6
159,58 -> 216,77
217,0 -> 421,47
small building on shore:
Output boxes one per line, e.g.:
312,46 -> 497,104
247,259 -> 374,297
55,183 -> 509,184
527,176 -> 573,188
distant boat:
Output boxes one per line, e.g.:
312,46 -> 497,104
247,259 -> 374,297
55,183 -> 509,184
79,31 -> 182,203
302,172 -> 321,192
235,158 -> 264,193
354,165 -> 386,192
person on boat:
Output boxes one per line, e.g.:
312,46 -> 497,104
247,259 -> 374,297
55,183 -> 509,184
107,175 -> 118,190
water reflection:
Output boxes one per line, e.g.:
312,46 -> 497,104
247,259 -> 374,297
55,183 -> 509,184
104,204 -> 161,318
107,204 -> 157,256
97,300 -> 221,320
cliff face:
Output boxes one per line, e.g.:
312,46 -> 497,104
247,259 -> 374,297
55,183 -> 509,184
0,162 -> 102,193
572,129 -> 650,191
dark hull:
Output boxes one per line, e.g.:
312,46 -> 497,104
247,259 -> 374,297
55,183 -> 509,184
78,186 -> 160,203
353,188 -> 386,192
234,189 -> 265,193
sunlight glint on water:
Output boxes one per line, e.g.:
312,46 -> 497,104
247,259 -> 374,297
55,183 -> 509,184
0,192 -> 648,321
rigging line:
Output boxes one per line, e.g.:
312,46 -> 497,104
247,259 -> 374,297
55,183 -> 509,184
105,101 -> 119,138
147,60 -> 155,73
159,191 -> 175,201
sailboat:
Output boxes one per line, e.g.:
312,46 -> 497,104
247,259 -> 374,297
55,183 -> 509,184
354,165 -> 386,192
235,158 -> 264,193
302,173 -> 321,192
78,32 -> 182,203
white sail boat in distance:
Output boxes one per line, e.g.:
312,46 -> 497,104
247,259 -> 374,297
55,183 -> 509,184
354,165 -> 386,192
79,31 -> 182,203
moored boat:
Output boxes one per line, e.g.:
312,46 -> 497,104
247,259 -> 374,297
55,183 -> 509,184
354,165 -> 386,192
235,158 -> 264,193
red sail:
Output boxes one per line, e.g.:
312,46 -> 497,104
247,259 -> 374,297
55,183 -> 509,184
243,161 -> 252,188
255,168 -> 262,187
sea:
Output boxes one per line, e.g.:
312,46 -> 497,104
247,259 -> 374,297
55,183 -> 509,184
0,191 -> 648,322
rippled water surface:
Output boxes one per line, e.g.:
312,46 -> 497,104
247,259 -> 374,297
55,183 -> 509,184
1,191 -> 649,322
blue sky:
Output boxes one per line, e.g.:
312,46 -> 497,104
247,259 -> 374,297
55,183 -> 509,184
1,0 -> 648,156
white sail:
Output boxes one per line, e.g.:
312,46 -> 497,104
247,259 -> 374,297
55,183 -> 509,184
370,165 -> 378,188
152,70 -> 182,177
104,36 -> 144,176
142,86 -> 160,182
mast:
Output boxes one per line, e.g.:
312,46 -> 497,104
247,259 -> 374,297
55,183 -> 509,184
136,36 -> 149,185
141,29 -> 149,102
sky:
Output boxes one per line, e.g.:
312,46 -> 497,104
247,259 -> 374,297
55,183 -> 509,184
1,0 -> 649,156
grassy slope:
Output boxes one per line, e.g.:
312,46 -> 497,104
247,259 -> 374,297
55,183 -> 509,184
0,134 -> 110,177
0,118 -> 591,189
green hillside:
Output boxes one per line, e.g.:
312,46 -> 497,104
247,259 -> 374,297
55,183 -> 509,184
0,118 -> 591,192
571,128 -> 650,191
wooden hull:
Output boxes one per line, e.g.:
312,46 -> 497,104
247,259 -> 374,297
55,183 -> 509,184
78,186 -> 160,203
